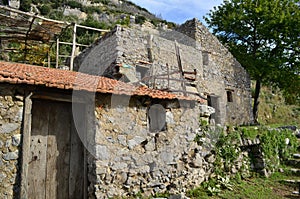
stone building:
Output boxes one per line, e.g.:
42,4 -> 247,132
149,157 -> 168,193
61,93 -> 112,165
0,61 -> 229,198
74,18 -> 253,126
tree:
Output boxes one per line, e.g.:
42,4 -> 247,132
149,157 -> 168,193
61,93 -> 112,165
205,0 -> 300,123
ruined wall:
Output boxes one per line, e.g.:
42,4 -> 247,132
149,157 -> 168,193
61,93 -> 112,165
176,19 -> 253,125
116,27 -> 203,91
74,23 -> 252,126
74,29 -> 120,75
0,84 -> 24,198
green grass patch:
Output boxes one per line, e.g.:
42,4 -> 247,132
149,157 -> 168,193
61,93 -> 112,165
187,172 -> 296,199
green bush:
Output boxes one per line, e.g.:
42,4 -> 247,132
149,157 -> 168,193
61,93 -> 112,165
20,0 -> 32,12
39,4 -> 51,15
66,0 -> 82,9
135,15 -> 146,25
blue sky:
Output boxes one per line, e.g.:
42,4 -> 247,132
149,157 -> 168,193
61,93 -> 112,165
129,0 -> 224,24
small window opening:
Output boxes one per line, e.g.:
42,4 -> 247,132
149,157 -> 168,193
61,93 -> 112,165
148,104 -> 166,132
227,90 -> 233,102
136,65 -> 149,81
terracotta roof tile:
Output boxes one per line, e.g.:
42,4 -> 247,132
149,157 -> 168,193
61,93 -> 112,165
0,61 -> 204,102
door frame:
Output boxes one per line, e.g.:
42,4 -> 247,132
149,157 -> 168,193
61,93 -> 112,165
20,90 -> 90,199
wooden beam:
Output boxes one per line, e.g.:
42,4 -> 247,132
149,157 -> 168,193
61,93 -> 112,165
56,38 -> 59,68
0,5 -> 70,25
58,41 -> 89,47
23,15 -> 37,62
174,40 -> 187,96
70,24 -> 77,71
20,92 -> 33,199
75,24 -> 110,32
31,91 -> 90,103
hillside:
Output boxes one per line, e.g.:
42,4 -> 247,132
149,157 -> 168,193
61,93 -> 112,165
255,84 -> 300,126
0,0 -> 177,66
1,0 -> 175,29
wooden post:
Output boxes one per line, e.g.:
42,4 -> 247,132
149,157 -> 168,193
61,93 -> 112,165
20,92 -> 33,199
47,49 -> 50,68
147,34 -> 153,63
56,38 -> 59,68
70,24 -> 77,71
166,63 -> 170,89
174,41 -> 187,96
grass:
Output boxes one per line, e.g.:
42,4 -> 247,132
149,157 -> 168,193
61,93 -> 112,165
186,172 -> 299,199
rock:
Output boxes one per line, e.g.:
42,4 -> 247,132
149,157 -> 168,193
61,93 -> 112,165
118,135 -> 127,146
199,105 -> 215,117
115,172 -> 128,184
278,125 -> 297,131
0,123 -> 19,134
0,172 -> 7,183
5,139 -> 11,147
145,138 -> 155,151
13,108 -> 23,122
205,154 -> 215,163
128,136 -> 146,149
12,134 -> 21,146
3,151 -> 18,160
166,111 -> 175,124
160,151 -> 174,164
111,162 -> 128,170
96,145 -> 110,160
15,95 -> 24,101
191,154 -> 202,168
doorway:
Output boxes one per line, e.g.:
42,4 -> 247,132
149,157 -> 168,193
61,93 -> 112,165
27,99 -> 86,199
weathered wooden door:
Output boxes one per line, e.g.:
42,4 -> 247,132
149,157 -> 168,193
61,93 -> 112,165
28,99 -> 86,199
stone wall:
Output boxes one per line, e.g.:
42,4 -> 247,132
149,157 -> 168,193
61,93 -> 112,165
116,27 -> 203,90
74,29 -> 120,75
90,94 -> 212,198
0,84 -> 24,198
176,19 -> 253,125
0,82 -> 256,198
74,24 -> 252,126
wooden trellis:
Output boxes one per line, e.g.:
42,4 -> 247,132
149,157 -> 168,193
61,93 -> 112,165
0,5 -> 110,70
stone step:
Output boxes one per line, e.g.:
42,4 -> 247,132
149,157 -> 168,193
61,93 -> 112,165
293,154 -> 300,159
289,168 -> 300,176
285,159 -> 300,168
283,179 -> 300,183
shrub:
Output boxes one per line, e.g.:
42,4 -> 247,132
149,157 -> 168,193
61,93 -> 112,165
39,4 -> 51,15
135,15 -> 146,25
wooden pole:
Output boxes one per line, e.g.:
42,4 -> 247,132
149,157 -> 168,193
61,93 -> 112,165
56,38 -> 59,68
48,49 -> 50,68
70,24 -> 77,71
147,34 -> 153,63
20,92 -> 33,199
174,40 -> 187,96
166,63 -> 170,89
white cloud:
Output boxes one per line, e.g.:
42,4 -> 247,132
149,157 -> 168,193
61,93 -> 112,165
129,0 -> 223,24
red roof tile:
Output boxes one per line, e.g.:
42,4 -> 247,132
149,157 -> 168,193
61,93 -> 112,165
0,61 -> 204,102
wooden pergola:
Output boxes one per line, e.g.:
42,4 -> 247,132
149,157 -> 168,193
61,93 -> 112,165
0,5 -> 109,70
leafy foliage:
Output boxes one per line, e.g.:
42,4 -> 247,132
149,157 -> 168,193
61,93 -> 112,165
205,0 -> 300,119
193,123 -> 299,197
20,0 -> 32,12
38,4 -> 51,15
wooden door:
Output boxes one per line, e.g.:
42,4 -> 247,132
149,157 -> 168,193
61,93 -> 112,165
28,99 -> 86,199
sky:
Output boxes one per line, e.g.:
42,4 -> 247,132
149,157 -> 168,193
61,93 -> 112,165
129,0 -> 224,24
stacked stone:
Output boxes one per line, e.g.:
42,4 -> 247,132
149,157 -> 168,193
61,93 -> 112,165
0,85 -> 24,198
91,97 -> 217,198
